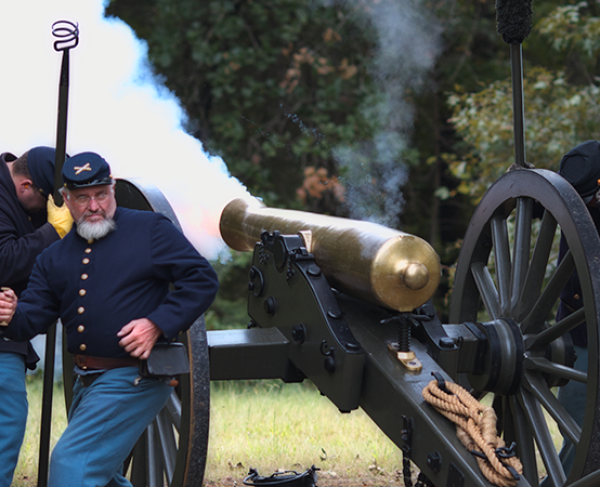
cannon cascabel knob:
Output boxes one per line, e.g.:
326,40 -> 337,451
398,262 -> 429,291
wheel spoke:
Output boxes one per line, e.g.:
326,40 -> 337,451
165,390 -> 182,431
156,408 -> 178,484
525,356 -> 587,384
516,210 -> 557,320
471,262 -> 500,319
525,308 -> 586,351
491,215 -> 512,314
146,421 -> 164,487
129,438 -> 147,487
506,395 -> 539,486
522,370 -> 582,445
510,198 -> 532,316
521,250 -> 575,334
519,389 -> 567,486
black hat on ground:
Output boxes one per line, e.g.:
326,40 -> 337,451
559,140 -> 600,203
62,152 -> 112,189
27,146 -> 58,197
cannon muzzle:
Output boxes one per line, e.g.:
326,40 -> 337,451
220,198 -> 440,312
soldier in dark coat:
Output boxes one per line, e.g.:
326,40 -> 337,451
553,140 -> 600,477
0,151 -> 219,487
0,147 -> 72,487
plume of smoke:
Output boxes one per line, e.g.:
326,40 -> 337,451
332,0 -> 444,227
0,0 -> 250,259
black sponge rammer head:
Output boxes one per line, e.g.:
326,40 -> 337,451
496,0 -> 533,44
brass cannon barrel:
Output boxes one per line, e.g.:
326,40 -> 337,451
220,198 -> 441,312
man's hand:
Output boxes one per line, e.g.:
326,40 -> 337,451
117,318 -> 163,359
0,288 -> 17,326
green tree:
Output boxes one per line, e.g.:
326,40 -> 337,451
446,1 -> 600,203
107,0 -> 378,213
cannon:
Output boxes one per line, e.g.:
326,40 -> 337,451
60,168 -> 599,487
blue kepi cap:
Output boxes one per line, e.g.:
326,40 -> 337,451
62,152 -> 112,189
559,140 -> 600,203
27,146 -> 57,197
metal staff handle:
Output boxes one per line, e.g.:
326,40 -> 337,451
37,19 -> 79,487
510,42 -> 527,169
51,19 -> 79,205
495,0 -> 533,169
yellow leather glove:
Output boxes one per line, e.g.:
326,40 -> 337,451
47,195 -> 74,238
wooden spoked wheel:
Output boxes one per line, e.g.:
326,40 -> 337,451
450,169 -> 600,486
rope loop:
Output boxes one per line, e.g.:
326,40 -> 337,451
422,375 -> 523,487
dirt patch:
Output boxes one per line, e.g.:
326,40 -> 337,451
204,471 -> 409,486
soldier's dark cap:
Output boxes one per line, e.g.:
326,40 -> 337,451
27,146 -> 58,197
62,152 -> 112,189
559,140 -> 600,203
0,152 -> 17,163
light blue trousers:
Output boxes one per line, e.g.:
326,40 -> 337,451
48,367 -> 172,487
0,352 -> 28,487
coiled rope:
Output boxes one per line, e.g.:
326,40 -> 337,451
422,375 -> 523,487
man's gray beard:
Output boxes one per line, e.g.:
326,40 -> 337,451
76,217 -> 116,240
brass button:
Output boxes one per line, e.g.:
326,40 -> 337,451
79,289 -> 87,297
77,325 -> 85,333
81,274 -> 89,280
85,248 -> 92,254
78,306 -> 85,314
79,343 -> 87,351
87,239 -> 94,244
574,294 -> 581,300
82,258 -> 90,265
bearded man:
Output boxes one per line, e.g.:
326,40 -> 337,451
0,151 -> 219,487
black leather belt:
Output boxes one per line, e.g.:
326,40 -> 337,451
73,354 -> 139,370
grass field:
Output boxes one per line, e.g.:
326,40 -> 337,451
205,380 -> 402,483
13,375 -> 566,486
13,377 -> 404,486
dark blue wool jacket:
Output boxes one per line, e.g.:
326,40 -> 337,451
3,207 -> 218,358
0,153 -> 58,367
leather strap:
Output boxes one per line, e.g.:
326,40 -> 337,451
73,354 -> 139,370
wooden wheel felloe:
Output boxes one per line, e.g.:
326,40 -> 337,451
450,169 -> 600,486
127,317 -> 210,487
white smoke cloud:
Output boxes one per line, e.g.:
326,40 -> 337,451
0,0 -> 250,259
328,0 -> 444,227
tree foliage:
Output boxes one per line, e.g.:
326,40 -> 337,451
107,0 -> 379,214
446,1 -> 600,203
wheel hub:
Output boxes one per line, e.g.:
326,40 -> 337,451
467,318 -> 524,395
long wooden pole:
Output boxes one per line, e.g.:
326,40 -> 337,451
37,20 -> 79,487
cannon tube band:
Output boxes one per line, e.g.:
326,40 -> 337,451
220,197 -> 441,312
